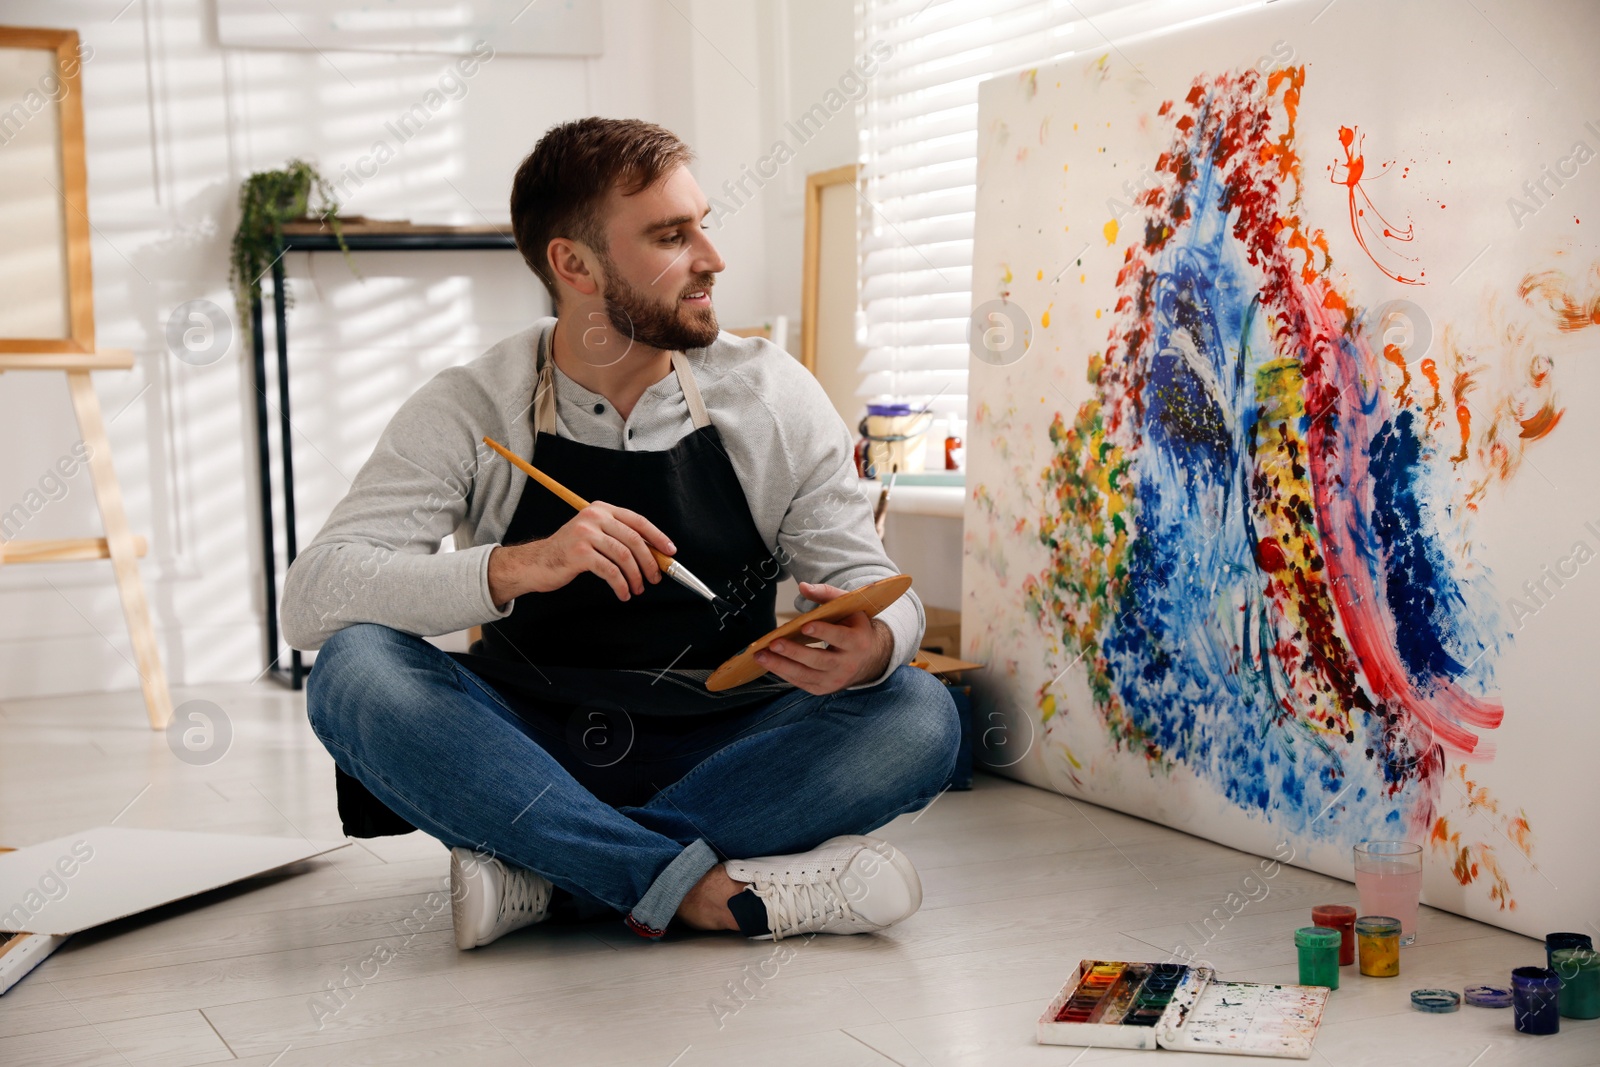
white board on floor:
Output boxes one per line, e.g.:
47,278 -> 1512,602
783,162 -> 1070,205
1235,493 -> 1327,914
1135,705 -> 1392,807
0,827 -> 348,936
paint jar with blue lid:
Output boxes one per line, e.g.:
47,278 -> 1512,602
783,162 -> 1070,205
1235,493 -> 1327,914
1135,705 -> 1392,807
1511,966 -> 1561,1035
857,402 -> 934,477
1294,926 -> 1341,989
1551,947 -> 1600,1019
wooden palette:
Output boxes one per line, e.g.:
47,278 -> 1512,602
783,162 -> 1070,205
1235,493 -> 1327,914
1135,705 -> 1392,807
706,574 -> 913,692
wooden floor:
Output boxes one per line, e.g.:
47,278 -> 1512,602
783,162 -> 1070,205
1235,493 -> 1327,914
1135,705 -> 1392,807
1,682 -> 1595,1066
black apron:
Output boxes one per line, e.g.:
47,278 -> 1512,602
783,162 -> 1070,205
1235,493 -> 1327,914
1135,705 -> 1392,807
334,332 -> 793,837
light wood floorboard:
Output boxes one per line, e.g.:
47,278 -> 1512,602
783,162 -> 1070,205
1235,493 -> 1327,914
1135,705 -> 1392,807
2,683 -> 1594,1065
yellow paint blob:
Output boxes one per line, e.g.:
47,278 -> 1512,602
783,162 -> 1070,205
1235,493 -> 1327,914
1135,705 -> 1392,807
1035,269 -> 1043,281
1103,219 -> 1119,245
1041,304 -> 1053,327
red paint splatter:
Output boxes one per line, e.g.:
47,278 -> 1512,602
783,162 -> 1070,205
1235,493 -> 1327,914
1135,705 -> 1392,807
1331,125 -> 1424,285
1255,536 -> 1289,571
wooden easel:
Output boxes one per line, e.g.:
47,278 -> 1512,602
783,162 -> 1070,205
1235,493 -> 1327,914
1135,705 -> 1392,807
0,27 -> 172,730
0,351 -> 172,730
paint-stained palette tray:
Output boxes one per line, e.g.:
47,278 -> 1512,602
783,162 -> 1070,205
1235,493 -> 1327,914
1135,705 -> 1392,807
705,574 -> 912,692
1037,960 -> 1328,1059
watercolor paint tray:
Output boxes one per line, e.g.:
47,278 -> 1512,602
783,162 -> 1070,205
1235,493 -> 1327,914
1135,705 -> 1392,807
1037,960 -> 1329,1059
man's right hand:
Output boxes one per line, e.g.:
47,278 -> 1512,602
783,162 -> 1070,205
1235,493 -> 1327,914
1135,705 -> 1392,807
487,502 -> 677,608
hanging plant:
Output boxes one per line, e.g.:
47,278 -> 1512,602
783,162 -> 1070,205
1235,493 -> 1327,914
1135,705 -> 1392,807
228,158 -> 353,320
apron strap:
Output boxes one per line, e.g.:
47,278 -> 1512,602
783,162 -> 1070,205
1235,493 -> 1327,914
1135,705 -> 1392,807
533,326 -> 559,437
671,350 -> 713,430
534,326 -> 712,436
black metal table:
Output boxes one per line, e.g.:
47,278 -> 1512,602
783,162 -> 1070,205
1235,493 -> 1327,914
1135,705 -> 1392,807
249,223 -> 518,689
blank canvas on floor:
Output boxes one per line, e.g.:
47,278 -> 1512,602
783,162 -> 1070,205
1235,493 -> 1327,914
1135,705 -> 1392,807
0,827 -> 348,937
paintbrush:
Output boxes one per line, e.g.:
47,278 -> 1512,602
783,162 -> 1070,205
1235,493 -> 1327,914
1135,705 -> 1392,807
873,464 -> 898,539
481,436 -> 719,606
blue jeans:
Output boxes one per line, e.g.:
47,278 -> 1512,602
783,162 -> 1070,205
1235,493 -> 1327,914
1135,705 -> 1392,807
305,623 -> 961,937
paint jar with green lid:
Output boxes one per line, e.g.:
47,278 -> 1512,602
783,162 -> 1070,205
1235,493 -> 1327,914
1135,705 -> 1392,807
1295,926 -> 1342,989
1546,932 -> 1594,969
1552,946 -> 1600,1019
1355,915 -> 1401,977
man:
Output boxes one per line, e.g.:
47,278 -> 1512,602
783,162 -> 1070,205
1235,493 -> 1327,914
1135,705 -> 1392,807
283,117 -> 959,948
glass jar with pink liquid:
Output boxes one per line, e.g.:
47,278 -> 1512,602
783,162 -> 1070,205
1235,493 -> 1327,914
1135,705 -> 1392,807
1353,841 -> 1423,946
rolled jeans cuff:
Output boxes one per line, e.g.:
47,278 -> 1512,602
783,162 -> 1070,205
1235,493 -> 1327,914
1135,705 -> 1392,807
625,837 -> 721,938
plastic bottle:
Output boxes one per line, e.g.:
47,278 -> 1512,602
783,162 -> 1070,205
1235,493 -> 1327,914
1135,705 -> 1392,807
945,419 -> 966,471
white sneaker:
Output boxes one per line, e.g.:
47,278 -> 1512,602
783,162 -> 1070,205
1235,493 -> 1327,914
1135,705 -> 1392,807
449,846 -> 554,949
723,834 -> 922,941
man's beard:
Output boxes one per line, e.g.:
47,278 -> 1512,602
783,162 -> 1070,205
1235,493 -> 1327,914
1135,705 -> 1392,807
597,253 -> 719,353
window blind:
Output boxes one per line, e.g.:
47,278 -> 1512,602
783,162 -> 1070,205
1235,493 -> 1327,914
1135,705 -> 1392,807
854,0 -> 1270,419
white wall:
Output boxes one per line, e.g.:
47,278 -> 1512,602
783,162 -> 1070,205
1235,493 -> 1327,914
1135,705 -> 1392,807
0,0 -> 958,701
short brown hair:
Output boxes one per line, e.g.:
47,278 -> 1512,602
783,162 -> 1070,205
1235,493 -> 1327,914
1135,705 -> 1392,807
509,118 -> 694,307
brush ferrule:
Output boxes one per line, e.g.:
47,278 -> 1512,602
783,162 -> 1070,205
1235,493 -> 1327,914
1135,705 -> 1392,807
665,561 -> 717,602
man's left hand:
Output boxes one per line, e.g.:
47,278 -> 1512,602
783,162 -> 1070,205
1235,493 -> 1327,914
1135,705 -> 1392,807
755,581 -> 894,695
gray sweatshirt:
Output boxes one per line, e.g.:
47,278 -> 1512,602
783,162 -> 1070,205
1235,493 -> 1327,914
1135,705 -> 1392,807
279,318 -> 923,689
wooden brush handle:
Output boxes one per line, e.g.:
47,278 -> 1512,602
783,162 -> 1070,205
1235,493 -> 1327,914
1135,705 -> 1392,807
482,436 -> 674,570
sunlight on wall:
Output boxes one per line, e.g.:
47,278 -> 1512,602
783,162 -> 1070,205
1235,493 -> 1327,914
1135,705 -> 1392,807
0,0 -> 781,699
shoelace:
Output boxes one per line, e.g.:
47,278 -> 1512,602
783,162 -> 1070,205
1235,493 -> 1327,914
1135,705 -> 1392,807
496,865 -> 549,925
752,871 -> 856,941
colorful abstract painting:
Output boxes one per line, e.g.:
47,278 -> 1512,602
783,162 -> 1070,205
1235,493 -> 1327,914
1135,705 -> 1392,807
963,0 -> 1599,938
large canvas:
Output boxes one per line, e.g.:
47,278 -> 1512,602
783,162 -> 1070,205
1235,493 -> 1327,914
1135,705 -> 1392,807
962,0 -> 1600,938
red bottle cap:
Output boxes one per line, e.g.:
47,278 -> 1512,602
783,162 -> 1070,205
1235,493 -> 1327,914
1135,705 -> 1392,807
1312,904 -> 1357,924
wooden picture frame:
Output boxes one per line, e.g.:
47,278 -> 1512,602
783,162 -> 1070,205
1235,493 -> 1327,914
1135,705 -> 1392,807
801,164 -> 861,421
0,26 -> 94,354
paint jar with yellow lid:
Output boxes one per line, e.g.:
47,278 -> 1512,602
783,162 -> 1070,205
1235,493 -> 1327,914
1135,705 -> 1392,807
1356,915 -> 1401,977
